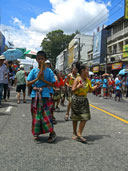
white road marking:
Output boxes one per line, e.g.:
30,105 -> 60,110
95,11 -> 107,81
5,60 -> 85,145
6,106 -> 13,113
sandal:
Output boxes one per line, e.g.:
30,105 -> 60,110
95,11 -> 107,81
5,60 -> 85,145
17,101 -> 20,104
48,132 -> 56,143
53,118 -> 57,124
72,134 -> 78,140
34,135 -> 39,140
64,114 -> 69,121
77,136 -> 87,143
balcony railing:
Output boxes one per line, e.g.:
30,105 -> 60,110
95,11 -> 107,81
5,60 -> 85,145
107,27 -> 128,43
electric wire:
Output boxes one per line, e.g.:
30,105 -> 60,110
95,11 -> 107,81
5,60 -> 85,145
79,0 -> 124,33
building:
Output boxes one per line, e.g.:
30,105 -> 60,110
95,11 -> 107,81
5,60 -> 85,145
106,16 -> 128,76
0,31 -> 5,55
91,29 -> 108,74
74,34 -> 93,63
55,49 -> 68,71
67,34 -> 93,69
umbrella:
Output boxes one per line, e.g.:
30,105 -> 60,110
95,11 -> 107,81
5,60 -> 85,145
89,71 -> 94,75
102,73 -> 109,77
118,69 -> 128,75
24,50 -> 37,58
3,49 -> 24,61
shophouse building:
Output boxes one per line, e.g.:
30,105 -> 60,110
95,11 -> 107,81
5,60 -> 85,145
87,28 -> 108,75
68,34 -> 93,69
55,48 -> 68,71
106,16 -> 128,76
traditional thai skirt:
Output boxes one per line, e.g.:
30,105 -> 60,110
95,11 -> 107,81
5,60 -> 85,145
53,89 -> 61,101
66,87 -> 72,102
71,94 -> 91,121
31,92 -> 53,136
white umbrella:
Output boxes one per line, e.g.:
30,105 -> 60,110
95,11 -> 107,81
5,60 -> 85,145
89,71 -> 94,75
24,50 -> 37,58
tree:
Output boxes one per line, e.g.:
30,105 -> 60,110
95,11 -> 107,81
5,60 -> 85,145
41,30 -> 76,67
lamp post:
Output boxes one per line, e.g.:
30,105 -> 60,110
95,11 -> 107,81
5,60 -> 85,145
105,56 -> 107,73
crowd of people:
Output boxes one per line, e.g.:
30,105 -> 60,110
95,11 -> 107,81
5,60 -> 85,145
0,52 -> 128,143
90,73 -> 128,101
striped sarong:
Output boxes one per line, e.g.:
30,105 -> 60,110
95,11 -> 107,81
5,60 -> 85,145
31,92 -> 53,136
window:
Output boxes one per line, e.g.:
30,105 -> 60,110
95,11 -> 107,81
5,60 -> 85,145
124,20 -> 128,28
113,22 -> 123,34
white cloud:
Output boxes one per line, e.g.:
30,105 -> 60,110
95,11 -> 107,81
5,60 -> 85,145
30,0 -> 109,33
0,0 -> 109,50
0,24 -> 44,51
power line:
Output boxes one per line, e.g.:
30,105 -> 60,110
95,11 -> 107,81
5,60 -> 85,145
79,0 -> 123,33
81,1 -> 123,33
79,0 -> 117,32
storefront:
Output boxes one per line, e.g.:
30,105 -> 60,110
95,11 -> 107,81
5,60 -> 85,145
111,62 -> 122,77
93,66 -> 99,73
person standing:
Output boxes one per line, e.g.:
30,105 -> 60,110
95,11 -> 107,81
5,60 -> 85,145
64,63 -> 78,121
3,60 -> 9,101
0,55 -> 8,108
27,51 -> 56,142
71,63 -> 99,143
126,74 -> 128,98
15,65 -> 26,104
102,76 -> 108,98
115,75 -> 122,101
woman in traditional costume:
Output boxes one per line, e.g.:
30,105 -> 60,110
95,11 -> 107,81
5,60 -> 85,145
71,63 -> 99,143
64,63 -> 78,121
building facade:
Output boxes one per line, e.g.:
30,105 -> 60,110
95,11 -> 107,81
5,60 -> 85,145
55,49 -> 68,71
73,34 -> 93,63
106,16 -> 128,76
0,31 -> 5,55
87,28 -> 108,74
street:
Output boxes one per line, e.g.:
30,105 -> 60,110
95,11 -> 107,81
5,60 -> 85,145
0,89 -> 128,171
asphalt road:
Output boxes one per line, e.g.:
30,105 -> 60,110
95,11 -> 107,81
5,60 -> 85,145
0,89 -> 128,171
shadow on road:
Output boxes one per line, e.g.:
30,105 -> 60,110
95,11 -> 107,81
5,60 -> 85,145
0,103 -> 17,108
0,113 -> 11,116
86,134 -> 111,142
35,135 -> 70,144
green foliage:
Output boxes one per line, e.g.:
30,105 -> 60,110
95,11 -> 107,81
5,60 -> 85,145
40,30 -> 76,67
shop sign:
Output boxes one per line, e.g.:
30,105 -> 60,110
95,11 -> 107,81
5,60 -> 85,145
112,62 -> 122,70
68,46 -> 74,67
123,44 -> 128,58
93,66 -> 99,73
93,32 -> 101,59
125,0 -> 128,19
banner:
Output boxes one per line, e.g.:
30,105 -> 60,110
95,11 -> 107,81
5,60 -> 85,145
125,0 -> 128,19
123,44 -> 128,58
93,66 -> 99,73
112,62 -> 122,70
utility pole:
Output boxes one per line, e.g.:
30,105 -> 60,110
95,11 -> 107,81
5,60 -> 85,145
105,55 -> 107,73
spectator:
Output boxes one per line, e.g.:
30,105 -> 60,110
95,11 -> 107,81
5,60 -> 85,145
0,55 -> 8,108
3,60 -> 9,101
15,65 -> 26,104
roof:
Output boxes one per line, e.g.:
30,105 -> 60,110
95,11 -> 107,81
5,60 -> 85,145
105,16 -> 125,29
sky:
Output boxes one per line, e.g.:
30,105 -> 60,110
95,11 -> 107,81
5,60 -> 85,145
0,0 -> 125,51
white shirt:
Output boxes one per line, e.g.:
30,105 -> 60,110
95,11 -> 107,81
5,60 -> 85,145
0,64 -> 8,84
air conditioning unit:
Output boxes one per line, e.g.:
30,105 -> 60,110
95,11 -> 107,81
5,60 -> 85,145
110,57 -> 115,62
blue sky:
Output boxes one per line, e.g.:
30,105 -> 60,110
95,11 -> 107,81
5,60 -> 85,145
1,0 -> 52,26
0,0 -> 125,50
0,0 -> 124,27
